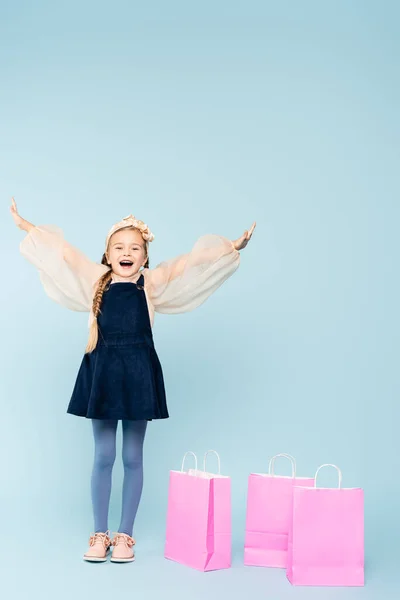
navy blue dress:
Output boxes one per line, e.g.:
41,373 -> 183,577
67,274 -> 168,421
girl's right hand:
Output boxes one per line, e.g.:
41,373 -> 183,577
10,197 -> 34,232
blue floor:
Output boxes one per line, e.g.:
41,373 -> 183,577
3,511 -> 397,600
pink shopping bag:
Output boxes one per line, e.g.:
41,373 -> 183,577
164,450 -> 231,571
287,464 -> 364,587
244,453 -> 314,568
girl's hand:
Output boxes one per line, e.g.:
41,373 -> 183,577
233,221 -> 256,251
10,197 -> 34,232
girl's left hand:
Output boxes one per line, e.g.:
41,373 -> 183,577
233,221 -> 256,251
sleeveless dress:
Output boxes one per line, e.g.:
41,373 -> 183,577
67,274 -> 168,421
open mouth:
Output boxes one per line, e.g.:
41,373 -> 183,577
119,260 -> 134,268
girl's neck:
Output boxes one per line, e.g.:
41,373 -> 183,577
111,270 -> 142,284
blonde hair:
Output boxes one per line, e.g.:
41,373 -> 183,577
85,226 -> 150,354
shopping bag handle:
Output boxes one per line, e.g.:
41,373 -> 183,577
203,450 -> 221,474
181,451 -> 198,473
268,453 -> 296,477
314,464 -> 342,489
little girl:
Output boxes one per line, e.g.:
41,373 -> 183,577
11,197 -> 255,563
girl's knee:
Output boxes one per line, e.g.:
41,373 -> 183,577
94,449 -> 116,470
122,451 -> 143,471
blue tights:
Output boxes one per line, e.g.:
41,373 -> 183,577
91,419 -> 147,536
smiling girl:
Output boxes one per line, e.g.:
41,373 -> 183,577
11,198 -> 255,563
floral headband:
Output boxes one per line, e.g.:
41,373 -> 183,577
105,214 -> 155,250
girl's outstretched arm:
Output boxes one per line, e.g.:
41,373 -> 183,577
144,222 -> 256,314
11,198 -> 109,311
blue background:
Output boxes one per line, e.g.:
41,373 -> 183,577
1,1 -> 399,598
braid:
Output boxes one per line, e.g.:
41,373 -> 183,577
85,269 -> 112,354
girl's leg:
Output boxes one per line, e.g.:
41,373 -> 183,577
118,419 -> 148,536
91,418 -> 118,533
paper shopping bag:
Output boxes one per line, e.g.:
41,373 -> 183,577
287,464 -> 364,586
244,453 -> 314,568
164,450 -> 231,571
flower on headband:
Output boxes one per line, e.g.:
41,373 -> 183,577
105,214 -> 155,250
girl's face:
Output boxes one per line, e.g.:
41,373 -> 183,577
106,228 -> 147,278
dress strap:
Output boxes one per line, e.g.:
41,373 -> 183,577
136,272 -> 145,288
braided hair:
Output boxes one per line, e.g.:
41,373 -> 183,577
85,227 -> 150,354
